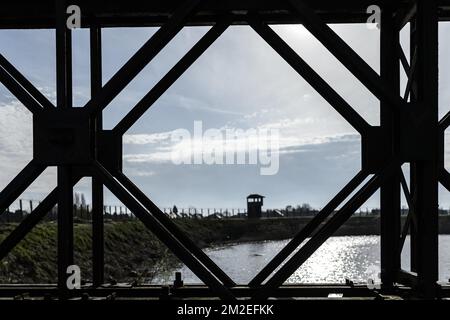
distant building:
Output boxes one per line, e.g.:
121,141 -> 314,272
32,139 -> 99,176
247,194 -> 264,219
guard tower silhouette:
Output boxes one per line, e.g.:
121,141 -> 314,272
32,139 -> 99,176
247,194 -> 264,219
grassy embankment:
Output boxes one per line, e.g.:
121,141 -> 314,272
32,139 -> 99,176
0,218 -> 302,284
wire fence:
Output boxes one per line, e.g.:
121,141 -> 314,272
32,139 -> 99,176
0,199 -> 250,223
2,198 -> 450,224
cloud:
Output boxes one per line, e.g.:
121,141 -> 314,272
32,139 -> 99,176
124,120 -> 359,165
124,131 -> 173,145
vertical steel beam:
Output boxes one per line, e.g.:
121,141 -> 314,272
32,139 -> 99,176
410,0 -> 439,298
409,18 -> 419,276
380,4 -> 401,287
56,0 -> 74,292
90,24 -> 104,287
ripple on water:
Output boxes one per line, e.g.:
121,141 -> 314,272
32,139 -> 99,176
151,235 -> 450,285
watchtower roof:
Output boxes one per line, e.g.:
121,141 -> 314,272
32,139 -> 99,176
247,194 -> 265,199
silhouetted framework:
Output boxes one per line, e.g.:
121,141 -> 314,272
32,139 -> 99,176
1,0 -> 450,300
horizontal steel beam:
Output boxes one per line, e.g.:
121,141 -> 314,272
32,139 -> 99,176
2,0 -> 450,29
0,0 -> 405,29
0,284 -> 410,299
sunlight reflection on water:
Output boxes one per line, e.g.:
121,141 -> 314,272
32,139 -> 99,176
151,235 -> 450,285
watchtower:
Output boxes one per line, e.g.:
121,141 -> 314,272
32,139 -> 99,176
247,194 -> 264,219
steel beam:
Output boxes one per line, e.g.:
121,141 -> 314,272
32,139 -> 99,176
92,161 -> 235,300
439,110 -> 450,130
248,170 -> 368,287
114,19 -> 230,135
408,0 -> 439,298
248,16 -> 370,135
403,49 -> 417,101
0,160 -> 46,215
84,0 -> 201,116
0,54 -> 54,109
287,0 -> 406,113
0,66 -> 43,114
380,4 -> 401,288
0,176 -> 81,261
399,169 -> 416,253
0,189 -> 57,261
56,0 -> 74,293
90,24 -> 104,287
115,171 -> 236,287
440,169 -> 450,192
0,283 -> 405,300
409,17 -> 419,273
396,2 -> 417,31
254,161 -> 396,300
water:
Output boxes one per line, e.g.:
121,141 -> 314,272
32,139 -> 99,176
152,235 -> 450,285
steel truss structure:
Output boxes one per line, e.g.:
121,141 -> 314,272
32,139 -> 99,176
1,0 -> 450,300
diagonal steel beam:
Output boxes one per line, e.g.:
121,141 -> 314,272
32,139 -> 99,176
0,160 -> 46,215
396,2 -> 417,31
248,16 -> 370,135
398,44 -> 410,77
248,169 -> 368,287
440,168 -> 450,193
403,47 -> 417,101
92,161 -> 235,300
0,65 -> 43,114
115,171 -> 236,287
286,0 -> 405,113
0,190 -> 57,261
253,162 -> 397,300
84,0 -> 201,116
439,111 -> 450,131
399,168 -> 415,252
0,175 -> 81,261
400,168 -> 414,214
0,54 -> 54,109
114,19 -> 230,135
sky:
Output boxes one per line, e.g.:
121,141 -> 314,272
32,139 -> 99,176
1,22 -> 450,211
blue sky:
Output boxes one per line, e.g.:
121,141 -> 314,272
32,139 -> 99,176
1,23 -> 450,211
